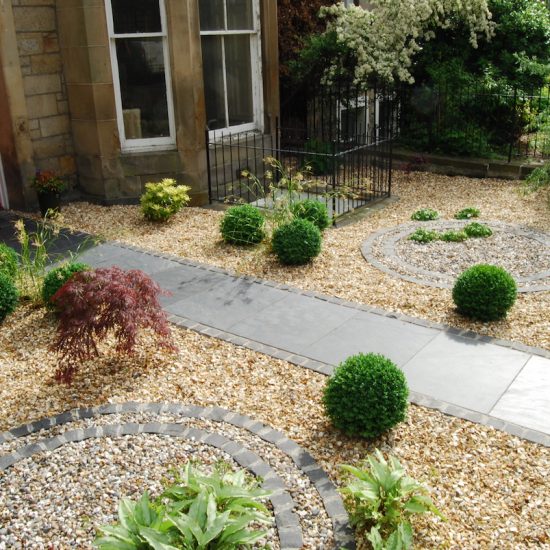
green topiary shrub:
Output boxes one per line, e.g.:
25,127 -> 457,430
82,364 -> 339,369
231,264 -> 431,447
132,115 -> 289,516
140,178 -> 191,222
411,208 -> 439,221
291,199 -> 331,231
464,222 -> 493,238
408,228 -> 439,243
0,243 -> 18,280
0,272 -> 19,322
42,262 -> 90,309
452,264 -> 517,321
272,218 -> 322,265
439,230 -> 468,242
323,353 -> 409,439
454,207 -> 480,219
220,204 -> 266,245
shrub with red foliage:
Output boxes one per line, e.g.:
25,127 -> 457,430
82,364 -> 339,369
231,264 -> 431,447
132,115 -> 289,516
51,266 -> 175,383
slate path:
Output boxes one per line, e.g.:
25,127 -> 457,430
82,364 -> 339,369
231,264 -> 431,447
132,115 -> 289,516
1,211 -> 549,446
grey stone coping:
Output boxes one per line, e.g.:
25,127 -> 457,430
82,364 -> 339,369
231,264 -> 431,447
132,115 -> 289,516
361,220 -> 550,293
0,403 -> 355,550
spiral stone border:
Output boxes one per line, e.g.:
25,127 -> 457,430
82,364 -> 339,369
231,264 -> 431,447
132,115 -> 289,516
361,220 -> 550,293
0,402 -> 355,550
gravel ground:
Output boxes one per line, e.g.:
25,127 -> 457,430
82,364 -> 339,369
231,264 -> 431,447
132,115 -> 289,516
1,306 -> 549,548
53,171 -> 550,350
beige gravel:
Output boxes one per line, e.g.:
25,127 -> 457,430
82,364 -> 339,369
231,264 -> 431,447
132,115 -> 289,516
1,306 -> 549,548
55,171 -> 550,350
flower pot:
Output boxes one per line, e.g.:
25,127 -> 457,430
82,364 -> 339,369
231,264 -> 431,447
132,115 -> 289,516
37,191 -> 61,217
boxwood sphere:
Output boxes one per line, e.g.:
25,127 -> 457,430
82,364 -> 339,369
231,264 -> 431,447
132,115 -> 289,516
220,204 -> 265,245
0,243 -> 18,280
0,272 -> 19,322
323,353 -> 409,439
452,264 -> 517,321
291,199 -> 330,231
272,218 -> 322,265
42,262 -> 90,308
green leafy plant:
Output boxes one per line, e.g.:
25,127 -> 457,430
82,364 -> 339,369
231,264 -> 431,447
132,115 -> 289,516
522,163 -> 550,204
464,222 -> 493,238
411,208 -> 439,221
272,218 -> 322,265
0,243 -> 18,281
452,264 -> 517,321
95,463 -> 272,550
141,178 -> 191,222
454,207 -> 480,219
220,204 -> 266,246
290,199 -> 331,231
341,450 -> 445,549
0,272 -> 19,323
42,262 -> 90,310
439,230 -> 468,242
31,169 -> 67,194
303,138 -> 333,175
408,228 -> 439,243
323,353 -> 409,439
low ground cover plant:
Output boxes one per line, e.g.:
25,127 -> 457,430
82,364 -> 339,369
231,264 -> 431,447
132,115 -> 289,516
341,450 -> 444,550
141,178 -> 191,222
42,262 -> 90,309
272,218 -> 322,265
0,272 -> 19,323
95,462 -> 272,549
323,353 -> 409,439
439,230 -> 468,242
51,266 -> 174,383
411,208 -> 439,221
452,264 -> 517,321
464,222 -> 493,238
291,199 -> 330,231
454,207 -> 480,219
220,204 -> 266,245
408,228 -> 439,243
0,243 -> 18,280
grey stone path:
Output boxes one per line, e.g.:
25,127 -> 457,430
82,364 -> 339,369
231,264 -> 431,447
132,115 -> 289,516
74,241 -> 550,446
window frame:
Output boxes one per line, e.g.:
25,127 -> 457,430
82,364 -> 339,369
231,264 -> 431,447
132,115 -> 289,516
105,0 -> 176,152
199,0 -> 264,139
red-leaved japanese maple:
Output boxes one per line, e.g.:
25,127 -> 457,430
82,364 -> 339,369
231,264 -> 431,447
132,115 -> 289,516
51,266 -> 175,383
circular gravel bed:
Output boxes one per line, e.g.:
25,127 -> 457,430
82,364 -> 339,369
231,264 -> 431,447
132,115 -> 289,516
362,220 -> 550,292
0,403 -> 354,550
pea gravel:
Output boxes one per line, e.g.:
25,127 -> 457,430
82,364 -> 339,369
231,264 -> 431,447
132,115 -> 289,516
0,307 -> 549,548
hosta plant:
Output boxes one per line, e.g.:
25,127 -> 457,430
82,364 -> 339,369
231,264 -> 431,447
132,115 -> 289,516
454,207 -> 480,219
51,266 -> 175,383
341,450 -> 445,550
408,228 -> 439,243
95,462 -> 272,549
141,178 -> 191,222
410,208 -> 439,221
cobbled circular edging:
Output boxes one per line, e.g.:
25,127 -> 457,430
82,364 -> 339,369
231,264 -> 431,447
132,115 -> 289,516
0,402 -> 355,550
361,220 -> 550,292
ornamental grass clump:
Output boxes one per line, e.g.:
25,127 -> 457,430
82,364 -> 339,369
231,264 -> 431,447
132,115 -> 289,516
464,221 -> 493,238
220,204 -> 266,245
51,266 -> 175,383
41,262 -> 90,310
291,199 -> 331,231
323,353 -> 409,439
0,272 -> 19,323
411,208 -> 439,221
452,264 -> 517,321
141,178 -> 191,222
341,450 -> 444,550
272,218 -> 322,265
0,243 -> 18,281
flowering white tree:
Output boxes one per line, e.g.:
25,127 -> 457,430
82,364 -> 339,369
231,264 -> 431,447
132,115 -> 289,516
320,0 -> 495,84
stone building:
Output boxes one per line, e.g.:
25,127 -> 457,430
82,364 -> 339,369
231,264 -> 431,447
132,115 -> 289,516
0,0 -> 279,210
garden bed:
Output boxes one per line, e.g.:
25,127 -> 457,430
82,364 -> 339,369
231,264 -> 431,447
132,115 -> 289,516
55,171 -> 550,350
0,306 -> 549,548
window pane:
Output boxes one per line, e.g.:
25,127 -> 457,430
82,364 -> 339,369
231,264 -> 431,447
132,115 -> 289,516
225,35 -> 253,126
201,36 -> 226,130
115,37 -> 170,139
112,0 -> 161,34
199,0 -> 225,31
226,0 -> 253,30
